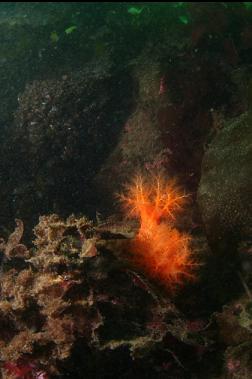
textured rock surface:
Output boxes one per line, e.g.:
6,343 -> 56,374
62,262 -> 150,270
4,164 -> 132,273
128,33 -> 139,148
0,215 -> 208,379
215,296 -> 252,379
198,113 -> 252,250
0,66 -> 132,232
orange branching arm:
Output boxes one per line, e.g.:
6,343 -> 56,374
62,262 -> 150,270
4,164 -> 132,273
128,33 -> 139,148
119,175 -> 195,288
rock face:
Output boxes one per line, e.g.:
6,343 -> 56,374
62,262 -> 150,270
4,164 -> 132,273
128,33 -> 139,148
198,113 -> 252,250
215,296 -> 252,379
0,66 -> 132,231
0,215 -> 208,379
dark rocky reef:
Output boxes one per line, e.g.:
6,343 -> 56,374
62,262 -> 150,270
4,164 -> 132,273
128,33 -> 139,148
0,215 -> 211,379
198,112 -> 252,251
1,3 -> 252,234
1,66 -> 132,232
0,3 -> 252,377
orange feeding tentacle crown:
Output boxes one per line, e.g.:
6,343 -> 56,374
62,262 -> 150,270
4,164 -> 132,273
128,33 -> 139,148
120,175 -> 195,288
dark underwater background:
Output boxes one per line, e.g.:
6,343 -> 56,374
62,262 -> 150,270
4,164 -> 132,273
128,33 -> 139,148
0,3 -> 251,379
